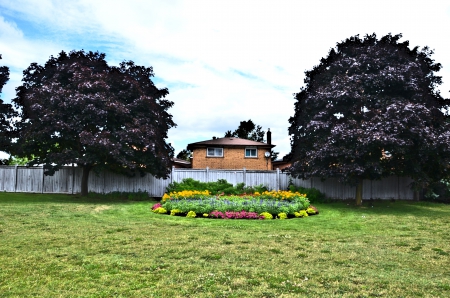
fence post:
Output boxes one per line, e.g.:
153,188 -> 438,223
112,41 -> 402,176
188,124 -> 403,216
103,170 -> 106,194
41,165 -> 45,194
72,164 -> 75,194
276,168 -> 280,191
243,168 -> 246,185
14,165 -> 18,192
206,167 -> 209,182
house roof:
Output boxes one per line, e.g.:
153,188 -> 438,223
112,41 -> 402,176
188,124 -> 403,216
187,137 -> 275,150
172,158 -> 191,165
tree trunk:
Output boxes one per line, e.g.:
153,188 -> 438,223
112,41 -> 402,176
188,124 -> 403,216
413,190 -> 421,201
355,178 -> 363,206
80,165 -> 92,196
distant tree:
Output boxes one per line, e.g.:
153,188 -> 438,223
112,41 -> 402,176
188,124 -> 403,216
176,149 -> 192,161
13,50 -> 175,196
7,156 -> 32,166
0,54 -> 17,164
225,119 -> 265,142
225,119 -> 279,161
288,33 -> 450,205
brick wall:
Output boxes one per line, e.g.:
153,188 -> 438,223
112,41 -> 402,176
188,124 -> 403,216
192,147 -> 272,170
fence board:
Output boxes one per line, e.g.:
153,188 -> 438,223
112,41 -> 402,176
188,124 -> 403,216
43,167 -> 74,193
15,167 -> 43,193
0,166 -> 16,192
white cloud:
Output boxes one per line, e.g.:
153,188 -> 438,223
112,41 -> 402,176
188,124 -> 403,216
1,0 -> 450,159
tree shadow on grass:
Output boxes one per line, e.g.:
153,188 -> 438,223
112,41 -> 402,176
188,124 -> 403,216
316,199 -> 450,218
0,192 -> 159,205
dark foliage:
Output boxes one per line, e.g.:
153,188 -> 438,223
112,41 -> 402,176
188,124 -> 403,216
289,33 -> 450,192
12,50 -> 175,195
0,54 -> 17,163
176,149 -> 192,161
225,119 -> 279,160
288,184 -> 327,204
224,119 -> 265,142
166,178 -> 268,195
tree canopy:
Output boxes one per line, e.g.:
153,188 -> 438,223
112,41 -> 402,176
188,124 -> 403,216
288,33 -> 450,204
225,119 -> 279,161
0,54 -> 17,163
224,119 -> 265,142
12,50 -> 176,195
176,149 -> 191,161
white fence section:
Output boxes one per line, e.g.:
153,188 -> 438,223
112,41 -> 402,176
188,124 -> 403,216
0,166 -> 414,200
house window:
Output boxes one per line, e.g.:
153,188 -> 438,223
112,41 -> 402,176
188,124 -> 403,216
207,147 -> 223,157
245,148 -> 257,158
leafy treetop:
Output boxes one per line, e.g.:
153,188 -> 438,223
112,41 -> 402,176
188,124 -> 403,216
176,149 -> 192,161
13,50 -> 176,195
288,33 -> 450,202
224,119 -> 265,142
224,119 -> 279,161
0,54 -> 17,162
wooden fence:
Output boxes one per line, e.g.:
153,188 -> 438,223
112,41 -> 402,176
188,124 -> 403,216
0,166 -> 414,200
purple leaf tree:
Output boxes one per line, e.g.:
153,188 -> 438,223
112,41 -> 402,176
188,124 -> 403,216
288,33 -> 450,205
13,50 -> 176,195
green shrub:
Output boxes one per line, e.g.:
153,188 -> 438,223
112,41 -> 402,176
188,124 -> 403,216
289,185 -> 326,203
294,210 -> 308,217
260,212 -> 273,219
186,211 -> 196,218
253,184 -> 268,193
278,212 -> 288,219
165,178 -> 268,196
152,207 -> 167,214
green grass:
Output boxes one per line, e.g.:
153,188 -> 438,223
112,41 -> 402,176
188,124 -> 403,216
1,193 -> 449,297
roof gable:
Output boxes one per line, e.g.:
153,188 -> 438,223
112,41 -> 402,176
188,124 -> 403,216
187,137 -> 275,150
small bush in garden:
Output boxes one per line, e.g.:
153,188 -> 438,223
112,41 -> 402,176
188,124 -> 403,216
186,211 -> 196,218
307,205 -> 319,214
170,209 -> 183,216
260,212 -> 273,220
162,190 -> 211,202
152,202 -> 162,210
165,178 -> 269,196
210,211 -> 225,219
208,210 -> 262,219
152,207 -> 167,214
228,211 -> 261,219
257,190 -> 307,202
306,207 -> 316,214
294,210 -> 308,218
278,212 -> 288,219
252,184 -> 268,194
289,185 -> 327,203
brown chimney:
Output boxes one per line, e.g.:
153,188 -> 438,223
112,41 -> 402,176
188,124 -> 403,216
212,136 -> 216,140
267,128 -> 271,145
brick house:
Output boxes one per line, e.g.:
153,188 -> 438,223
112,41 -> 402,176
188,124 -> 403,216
187,131 -> 275,170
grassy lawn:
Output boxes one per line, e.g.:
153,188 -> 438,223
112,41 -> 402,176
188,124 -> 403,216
0,193 -> 449,297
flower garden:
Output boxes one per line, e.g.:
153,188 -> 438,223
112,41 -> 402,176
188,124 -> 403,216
151,179 -> 319,220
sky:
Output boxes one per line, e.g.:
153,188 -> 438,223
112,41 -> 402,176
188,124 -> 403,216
1,0 -> 450,161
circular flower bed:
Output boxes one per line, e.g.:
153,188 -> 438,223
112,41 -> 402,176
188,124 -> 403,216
152,190 -> 319,219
